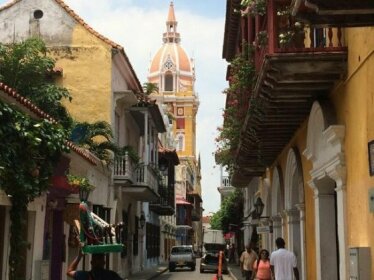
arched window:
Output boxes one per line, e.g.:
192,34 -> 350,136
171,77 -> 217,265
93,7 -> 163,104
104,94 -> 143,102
164,72 -> 173,91
176,134 -> 184,151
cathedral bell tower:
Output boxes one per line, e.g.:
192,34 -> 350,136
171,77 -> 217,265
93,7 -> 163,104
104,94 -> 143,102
147,1 -> 199,160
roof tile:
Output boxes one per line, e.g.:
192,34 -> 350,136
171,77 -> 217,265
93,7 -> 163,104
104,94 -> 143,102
0,82 -> 97,165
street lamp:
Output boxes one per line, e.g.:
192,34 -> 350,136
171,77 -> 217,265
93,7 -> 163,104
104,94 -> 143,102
139,212 -> 146,229
254,197 -> 265,218
79,188 -> 90,202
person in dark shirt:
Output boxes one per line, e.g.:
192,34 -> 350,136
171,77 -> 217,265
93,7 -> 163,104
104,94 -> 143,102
67,250 -> 122,280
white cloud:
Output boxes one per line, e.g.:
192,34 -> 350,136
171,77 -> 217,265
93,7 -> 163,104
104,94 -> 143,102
64,0 -> 228,213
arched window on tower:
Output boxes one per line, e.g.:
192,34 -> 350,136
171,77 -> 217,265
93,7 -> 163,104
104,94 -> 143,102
164,72 -> 173,91
176,133 -> 184,151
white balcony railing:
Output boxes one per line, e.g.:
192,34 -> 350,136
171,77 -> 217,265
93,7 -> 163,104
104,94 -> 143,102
113,153 -> 136,183
135,163 -> 159,194
221,176 -> 231,187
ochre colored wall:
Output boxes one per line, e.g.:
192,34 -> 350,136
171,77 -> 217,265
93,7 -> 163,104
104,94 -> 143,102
174,89 -> 197,159
49,24 -> 112,123
254,26 -> 374,280
271,122 -> 316,280
331,27 -> 374,278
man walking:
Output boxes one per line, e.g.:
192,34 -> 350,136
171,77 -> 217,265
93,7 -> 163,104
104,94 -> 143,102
240,243 -> 258,280
67,250 -> 122,280
270,237 -> 299,280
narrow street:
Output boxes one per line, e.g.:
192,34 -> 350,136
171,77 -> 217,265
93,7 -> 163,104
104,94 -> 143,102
154,259 -> 233,280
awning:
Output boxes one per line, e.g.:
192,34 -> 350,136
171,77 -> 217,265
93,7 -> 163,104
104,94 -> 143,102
176,195 -> 193,206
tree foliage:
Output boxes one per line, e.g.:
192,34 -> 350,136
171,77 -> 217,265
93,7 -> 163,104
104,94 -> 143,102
70,121 -> 117,163
0,38 -> 71,279
210,189 -> 244,233
0,37 -> 73,128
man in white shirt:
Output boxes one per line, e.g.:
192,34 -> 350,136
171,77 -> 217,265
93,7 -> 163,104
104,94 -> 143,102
270,237 -> 299,280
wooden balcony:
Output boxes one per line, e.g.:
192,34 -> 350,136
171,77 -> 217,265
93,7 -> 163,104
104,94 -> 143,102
291,0 -> 374,27
149,184 -> 175,216
113,158 -> 159,201
226,0 -> 347,186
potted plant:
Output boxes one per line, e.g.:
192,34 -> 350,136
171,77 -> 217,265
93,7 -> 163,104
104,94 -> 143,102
117,145 -> 140,164
67,174 -> 95,201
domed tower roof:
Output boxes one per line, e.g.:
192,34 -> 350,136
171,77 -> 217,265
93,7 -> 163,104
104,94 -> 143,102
148,2 -> 195,93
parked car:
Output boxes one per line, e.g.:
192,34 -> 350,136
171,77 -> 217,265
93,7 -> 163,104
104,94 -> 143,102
200,243 -> 228,274
169,245 -> 196,271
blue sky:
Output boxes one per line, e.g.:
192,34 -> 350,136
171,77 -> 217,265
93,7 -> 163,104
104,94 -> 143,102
0,0 -> 228,214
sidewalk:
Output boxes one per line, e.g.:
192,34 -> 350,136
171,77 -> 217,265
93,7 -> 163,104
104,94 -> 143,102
126,262 -> 168,280
227,262 -> 242,280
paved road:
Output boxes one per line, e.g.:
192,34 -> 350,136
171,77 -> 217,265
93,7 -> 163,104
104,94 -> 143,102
154,258 -> 232,280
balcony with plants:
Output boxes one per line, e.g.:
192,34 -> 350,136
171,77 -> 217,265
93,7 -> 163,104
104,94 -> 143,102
113,146 -> 139,185
290,0 -> 374,27
221,0 -> 348,186
113,145 -> 160,202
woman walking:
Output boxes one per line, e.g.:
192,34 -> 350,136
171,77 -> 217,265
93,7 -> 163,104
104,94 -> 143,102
252,249 -> 272,280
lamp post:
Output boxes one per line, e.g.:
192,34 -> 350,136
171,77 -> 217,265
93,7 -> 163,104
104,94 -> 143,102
79,188 -> 90,202
139,212 -> 146,229
254,197 -> 265,218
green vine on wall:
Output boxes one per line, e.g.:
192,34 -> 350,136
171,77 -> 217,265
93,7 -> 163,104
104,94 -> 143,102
215,44 -> 256,172
0,101 -> 69,279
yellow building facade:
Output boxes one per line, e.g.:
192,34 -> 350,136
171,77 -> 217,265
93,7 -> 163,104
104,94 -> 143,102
244,27 -> 374,280
223,1 -> 374,279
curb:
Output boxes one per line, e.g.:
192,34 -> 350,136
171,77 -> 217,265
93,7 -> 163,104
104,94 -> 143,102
147,266 -> 169,280
228,267 -> 238,280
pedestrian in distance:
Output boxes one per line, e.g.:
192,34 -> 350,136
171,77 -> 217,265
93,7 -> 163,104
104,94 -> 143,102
240,243 -> 258,280
229,244 -> 236,263
270,237 -> 299,280
67,249 -> 122,280
251,249 -> 272,280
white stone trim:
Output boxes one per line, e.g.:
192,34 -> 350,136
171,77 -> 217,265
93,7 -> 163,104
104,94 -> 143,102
303,101 -> 347,280
271,166 -> 283,216
296,203 -> 306,280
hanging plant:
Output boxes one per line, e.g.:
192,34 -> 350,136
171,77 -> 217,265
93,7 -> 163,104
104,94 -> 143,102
276,6 -> 305,48
215,44 -> 256,172
241,0 -> 267,17
117,145 -> 140,164
66,174 -> 95,193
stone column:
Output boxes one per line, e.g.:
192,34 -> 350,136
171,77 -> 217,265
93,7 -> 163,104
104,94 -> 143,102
271,215 -> 282,245
296,203 -> 306,280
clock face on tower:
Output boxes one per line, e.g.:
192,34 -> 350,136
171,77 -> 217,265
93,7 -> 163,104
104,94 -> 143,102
177,107 -> 184,116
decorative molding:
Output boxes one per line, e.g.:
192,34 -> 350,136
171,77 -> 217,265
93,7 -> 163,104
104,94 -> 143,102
304,100 -> 347,280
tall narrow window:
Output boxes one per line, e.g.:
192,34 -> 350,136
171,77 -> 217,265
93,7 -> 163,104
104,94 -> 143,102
177,134 -> 184,151
164,72 -> 173,91
176,118 -> 185,129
